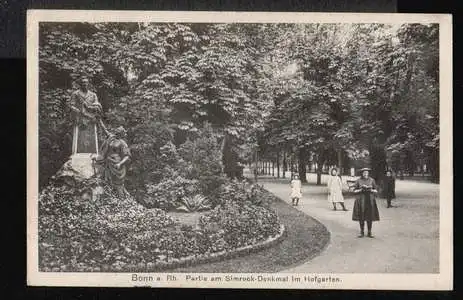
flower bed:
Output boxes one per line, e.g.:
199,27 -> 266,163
38,178 -> 283,272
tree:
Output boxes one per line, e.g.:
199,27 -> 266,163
39,21 -> 439,194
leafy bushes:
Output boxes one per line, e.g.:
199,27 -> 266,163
177,123 -> 225,199
137,123 -> 226,210
174,194 -> 212,212
38,178 -> 176,271
212,179 -> 274,208
39,175 -> 281,272
144,176 -> 200,210
198,201 -> 280,250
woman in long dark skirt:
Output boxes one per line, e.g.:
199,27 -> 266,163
352,168 -> 380,238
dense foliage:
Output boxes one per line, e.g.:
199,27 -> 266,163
258,23 -> 439,184
38,178 -> 280,271
39,22 -> 439,191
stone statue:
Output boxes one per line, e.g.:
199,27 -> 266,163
96,126 -> 131,197
59,77 -> 133,200
69,77 -> 103,154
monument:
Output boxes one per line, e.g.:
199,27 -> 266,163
66,77 -> 104,181
52,77 -> 107,200
52,76 -> 131,199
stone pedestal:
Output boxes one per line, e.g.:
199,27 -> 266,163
70,153 -> 97,179
53,153 -> 103,201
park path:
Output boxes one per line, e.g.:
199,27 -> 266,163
254,171 -> 439,273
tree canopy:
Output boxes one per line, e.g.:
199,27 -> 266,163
39,22 -> 440,191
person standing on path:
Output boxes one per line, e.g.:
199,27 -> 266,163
352,168 -> 380,238
290,174 -> 302,206
327,168 -> 348,211
383,170 -> 396,208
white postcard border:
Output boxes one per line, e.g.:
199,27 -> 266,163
27,10 -> 453,290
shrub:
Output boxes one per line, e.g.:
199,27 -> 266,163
199,200 -> 280,250
174,194 -> 212,212
124,122 -> 175,196
144,176 -> 200,210
39,164 -> 280,272
247,183 -> 274,207
213,179 -> 249,206
38,178 -> 176,271
178,123 -> 224,197
212,179 -> 274,208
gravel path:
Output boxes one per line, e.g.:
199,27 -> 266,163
258,173 -> 439,273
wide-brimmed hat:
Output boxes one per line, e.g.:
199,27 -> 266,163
358,167 -> 371,172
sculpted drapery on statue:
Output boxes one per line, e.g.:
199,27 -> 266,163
97,126 -> 131,197
69,77 -> 103,154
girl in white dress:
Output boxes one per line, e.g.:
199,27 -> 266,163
327,168 -> 348,211
290,174 -> 302,206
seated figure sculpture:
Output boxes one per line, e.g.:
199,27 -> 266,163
96,126 -> 131,198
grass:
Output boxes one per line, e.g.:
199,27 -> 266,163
169,192 -> 330,273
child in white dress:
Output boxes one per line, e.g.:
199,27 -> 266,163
291,174 -> 302,206
327,168 -> 348,211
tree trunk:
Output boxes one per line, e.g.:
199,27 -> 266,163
289,157 -> 292,178
337,148 -> 343,175
298,147 -> 308,183
316,151 -> 325,185
429,148 -> 439,183
272,160 -> 275,176
221,132 -> 241,179
254,149 -> 258,182
277,151 -> 280,178
370,144 -> 388,196
405,151 -> 415,177
220,133 -> 227,174
282,151 -> 286,178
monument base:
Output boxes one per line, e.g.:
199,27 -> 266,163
52,153 -> 104,201
69,153 -> 97,179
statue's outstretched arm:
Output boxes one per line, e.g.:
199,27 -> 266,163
117,155 -> 130,169
99,119 -> 111,137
